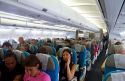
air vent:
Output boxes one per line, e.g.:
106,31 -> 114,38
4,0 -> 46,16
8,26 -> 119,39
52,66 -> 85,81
42,8 -> 47,12
68,18 -> 71,21
122,23 -> 125,24
12,24 -> 16,26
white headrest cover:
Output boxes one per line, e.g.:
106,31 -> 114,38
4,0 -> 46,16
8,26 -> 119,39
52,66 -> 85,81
114,54 -> 125,68
111,71 -> 125,81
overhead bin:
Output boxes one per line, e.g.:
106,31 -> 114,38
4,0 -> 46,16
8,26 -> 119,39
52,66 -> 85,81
0,0 -> 99,32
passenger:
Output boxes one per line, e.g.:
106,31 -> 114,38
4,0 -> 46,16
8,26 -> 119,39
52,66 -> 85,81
21,43 -> 31,54
59,49 -> 76,81
29,39 -> 38,54
17,37 -> 26,50
0,51 -> 25,81
114,42 -> 125,54
24,55 -> 51,81
0,42 -> 13,60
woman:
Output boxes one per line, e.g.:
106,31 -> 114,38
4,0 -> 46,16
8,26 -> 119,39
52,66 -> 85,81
59,49 -> 76,81
23,55 -> 51,81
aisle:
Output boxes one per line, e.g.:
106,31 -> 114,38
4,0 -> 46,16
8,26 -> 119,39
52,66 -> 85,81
85,49 -> 106,81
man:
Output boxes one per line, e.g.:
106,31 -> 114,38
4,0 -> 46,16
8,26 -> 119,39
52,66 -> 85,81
17,37 -> 26,50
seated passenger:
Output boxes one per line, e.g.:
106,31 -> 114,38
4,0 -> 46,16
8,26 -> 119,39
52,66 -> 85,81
22,43 -> 31,54
17,37 -> 26,50
0,51 -> 25,81
59,49 -> 76,81
29,39 -> 38,54
2,41 -> 13,54
24,55 -> 51,81
114,42 -> 125,54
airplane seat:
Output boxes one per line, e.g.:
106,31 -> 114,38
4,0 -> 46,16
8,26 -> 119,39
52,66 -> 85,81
37,40 -> 44,47
103,70 -> 125,81
78,47 -> 87,81
29,44 -> 38,54
104,54 -> 125,77
86,50 -> 91,71
50,46 -> 56,56
41,46 -> 56,56
36,53 -> 59,81
13,50 -> 24,64
73,43 -> 83,54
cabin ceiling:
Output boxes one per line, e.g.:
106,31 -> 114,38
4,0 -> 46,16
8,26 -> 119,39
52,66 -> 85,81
59,0 -> 107,32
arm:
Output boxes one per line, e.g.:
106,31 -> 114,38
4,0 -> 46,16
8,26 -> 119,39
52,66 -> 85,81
66,63 -> 76,81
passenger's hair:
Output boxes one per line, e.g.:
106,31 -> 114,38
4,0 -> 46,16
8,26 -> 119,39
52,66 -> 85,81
25,55 -> 42,69
114,44 -> 125,54
115,41 -> 122,45
39,46 -> 47,54
62,48 -> 73,64
2,41 -> 12,48
62,49 -> 72,55
4,50 -> 17,60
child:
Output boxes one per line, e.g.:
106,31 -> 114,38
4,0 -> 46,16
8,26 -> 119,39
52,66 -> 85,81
23,55 -> 51,81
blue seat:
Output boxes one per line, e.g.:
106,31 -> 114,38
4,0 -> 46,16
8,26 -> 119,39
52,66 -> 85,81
103,70 -> 125,81
104,54 -> 125,77
79,47 -> 87,81
29,44 -> 38,54
36,53 -> 59,81
50,47 -> 56,56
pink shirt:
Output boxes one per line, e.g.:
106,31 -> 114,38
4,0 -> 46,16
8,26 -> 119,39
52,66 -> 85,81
23,72 -> 51,81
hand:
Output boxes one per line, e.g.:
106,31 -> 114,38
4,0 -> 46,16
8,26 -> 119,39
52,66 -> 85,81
66,56 -> 71,66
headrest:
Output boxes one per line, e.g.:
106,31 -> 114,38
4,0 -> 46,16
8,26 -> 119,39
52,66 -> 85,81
111,71 -> 125,81
36,53 -> 55,71
13,50 -> 23,63
41,46 -> 53,54
106,54 -> 125,69
29,45 -> 38,53
74,44 -> 83,52
105,55 -> 115,67
114,54 -> 125,68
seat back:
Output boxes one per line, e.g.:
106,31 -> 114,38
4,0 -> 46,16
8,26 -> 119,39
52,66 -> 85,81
13,50 -> 24,64
104,54 -> 125,76
103,71 -> 125,81
36,53 -> 59,81
29,44 -> 38,54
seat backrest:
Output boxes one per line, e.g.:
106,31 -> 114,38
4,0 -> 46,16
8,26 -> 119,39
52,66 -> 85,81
74,44 -> 84,53
40,46 -> 55,56
79,47 -> 87,68
36,53 -> 59,81
29,44 -> 38,54
13,50 -> 23,64
103,71 -> 125,81
104,54 -> 125,76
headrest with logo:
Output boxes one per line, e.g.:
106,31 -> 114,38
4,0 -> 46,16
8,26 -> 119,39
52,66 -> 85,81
36,53 -> 55,71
